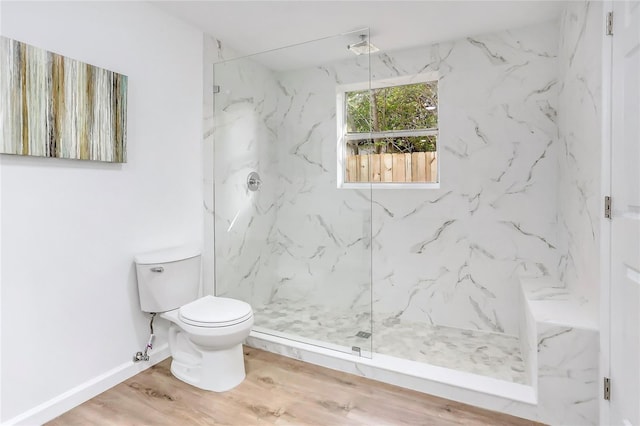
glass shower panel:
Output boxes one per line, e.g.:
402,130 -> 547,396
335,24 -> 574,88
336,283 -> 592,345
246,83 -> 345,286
213,31 -> 373,356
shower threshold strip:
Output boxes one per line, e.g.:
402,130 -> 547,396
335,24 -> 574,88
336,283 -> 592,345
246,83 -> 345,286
246,329 -> 537,415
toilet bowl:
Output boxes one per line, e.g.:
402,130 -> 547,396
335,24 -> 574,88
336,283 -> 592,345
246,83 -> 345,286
161,295 -> 253,392
134,246 -> 254,392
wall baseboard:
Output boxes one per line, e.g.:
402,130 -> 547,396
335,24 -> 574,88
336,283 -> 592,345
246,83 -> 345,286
4,345 -> 170,426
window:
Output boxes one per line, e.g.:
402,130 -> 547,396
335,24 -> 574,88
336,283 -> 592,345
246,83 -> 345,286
337,73 -> 439,188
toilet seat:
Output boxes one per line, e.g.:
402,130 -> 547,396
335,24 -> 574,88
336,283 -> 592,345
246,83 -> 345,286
179,295 -> 253,328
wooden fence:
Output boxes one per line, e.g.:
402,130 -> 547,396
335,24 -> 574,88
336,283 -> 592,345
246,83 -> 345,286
346,152 -> 437,183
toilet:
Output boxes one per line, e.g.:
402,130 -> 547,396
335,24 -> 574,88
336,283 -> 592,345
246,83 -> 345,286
134,245 -> 253,392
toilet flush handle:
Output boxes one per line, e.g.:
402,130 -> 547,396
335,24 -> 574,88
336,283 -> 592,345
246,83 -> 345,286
150,266 -> 164,273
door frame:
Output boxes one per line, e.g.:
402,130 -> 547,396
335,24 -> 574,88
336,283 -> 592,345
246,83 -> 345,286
600,1 -> 613,424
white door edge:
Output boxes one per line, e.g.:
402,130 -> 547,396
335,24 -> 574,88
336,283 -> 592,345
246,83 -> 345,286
600,1 -> 614,425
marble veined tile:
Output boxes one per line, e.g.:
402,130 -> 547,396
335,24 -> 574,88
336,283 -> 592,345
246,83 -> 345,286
253,301 -> 527,384
556,1 -> 602,306
211,20 -> 562,353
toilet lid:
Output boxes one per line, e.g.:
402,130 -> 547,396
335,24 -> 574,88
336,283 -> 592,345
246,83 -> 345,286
179,295 -> 253,327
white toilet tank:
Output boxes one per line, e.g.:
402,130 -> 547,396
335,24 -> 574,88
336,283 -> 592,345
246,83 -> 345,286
134,245 -> 201,313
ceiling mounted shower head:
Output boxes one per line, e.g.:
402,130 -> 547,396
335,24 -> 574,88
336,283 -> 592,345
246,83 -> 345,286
347,35 -> 379,55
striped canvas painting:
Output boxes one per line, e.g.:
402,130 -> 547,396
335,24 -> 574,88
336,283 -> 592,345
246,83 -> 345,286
0,37 -> 127,162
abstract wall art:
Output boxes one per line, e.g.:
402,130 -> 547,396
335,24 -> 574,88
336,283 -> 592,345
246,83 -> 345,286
0,36 -> 127,163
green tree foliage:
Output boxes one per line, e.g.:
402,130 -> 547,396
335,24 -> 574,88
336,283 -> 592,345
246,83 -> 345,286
346,81 -> 438,154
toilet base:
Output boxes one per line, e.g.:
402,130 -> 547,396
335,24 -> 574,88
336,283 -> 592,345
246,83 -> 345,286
170,341 -> 246,392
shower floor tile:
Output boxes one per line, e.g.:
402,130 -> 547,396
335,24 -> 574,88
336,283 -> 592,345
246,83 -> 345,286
253,301 -> 527,385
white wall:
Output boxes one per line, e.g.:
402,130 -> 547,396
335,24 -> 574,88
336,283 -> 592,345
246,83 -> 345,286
557,1 -> 602,314
0,1 -> 203,422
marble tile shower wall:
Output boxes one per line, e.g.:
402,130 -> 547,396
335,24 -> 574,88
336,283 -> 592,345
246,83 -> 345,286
210,38 -> 374,311
374,23 -> 560,335
556,1 -> 602,312
210,44 -> 282,304
271,22 -> 561,336
267,58 -> 373,312
209,22 -> 562,337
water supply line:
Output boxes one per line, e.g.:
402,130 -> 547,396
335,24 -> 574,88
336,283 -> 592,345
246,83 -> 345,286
133,313 -> 156,362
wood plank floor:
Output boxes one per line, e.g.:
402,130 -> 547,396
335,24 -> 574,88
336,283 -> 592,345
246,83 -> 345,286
48,347 -> 541,425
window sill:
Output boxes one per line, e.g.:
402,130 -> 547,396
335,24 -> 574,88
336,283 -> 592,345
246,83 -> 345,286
339,182 -> 441,190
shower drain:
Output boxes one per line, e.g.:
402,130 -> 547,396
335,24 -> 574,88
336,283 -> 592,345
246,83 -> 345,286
355,331 -> 371,338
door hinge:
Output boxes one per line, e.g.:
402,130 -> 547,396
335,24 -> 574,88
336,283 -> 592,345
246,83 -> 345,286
213,85 -> 220,94
604,377 -> 611,400
606,11 -> 613,36
605,196 -> 612,219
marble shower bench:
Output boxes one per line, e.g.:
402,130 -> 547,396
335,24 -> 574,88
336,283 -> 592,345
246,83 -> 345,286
519,277 -> 599,425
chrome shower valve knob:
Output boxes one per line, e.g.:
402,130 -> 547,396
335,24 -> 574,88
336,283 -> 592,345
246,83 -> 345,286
247,171 -> 262,191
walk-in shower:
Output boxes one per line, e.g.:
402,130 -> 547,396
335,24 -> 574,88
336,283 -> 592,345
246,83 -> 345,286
209,20 -> 585,422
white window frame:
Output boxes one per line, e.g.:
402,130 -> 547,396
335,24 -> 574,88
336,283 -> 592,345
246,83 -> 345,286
336,72 -> 440,189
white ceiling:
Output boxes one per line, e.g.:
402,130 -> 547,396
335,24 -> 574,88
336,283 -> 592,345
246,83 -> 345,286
153,1 -> 564,70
